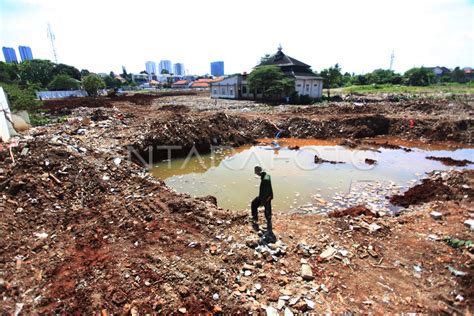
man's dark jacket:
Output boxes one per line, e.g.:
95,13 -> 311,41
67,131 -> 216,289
259,172 -> 273,202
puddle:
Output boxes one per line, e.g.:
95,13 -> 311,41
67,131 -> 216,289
150,138 -> 473,213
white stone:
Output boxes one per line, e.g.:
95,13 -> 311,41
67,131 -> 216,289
430,211 -> 443,220
369,223 -> 382,232
319,246 -> 337,260
304,298 -> 315,309
284,307 -> 294,316
464,219 -> 474,231
301,264 -> 314,281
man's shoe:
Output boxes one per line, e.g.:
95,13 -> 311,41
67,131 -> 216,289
251,222 -> 259,232
264,231 -> 277,244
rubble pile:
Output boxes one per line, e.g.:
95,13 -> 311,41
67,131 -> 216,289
0,137 -> 252,314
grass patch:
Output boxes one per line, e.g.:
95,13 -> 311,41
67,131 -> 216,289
330,82 -> 474,95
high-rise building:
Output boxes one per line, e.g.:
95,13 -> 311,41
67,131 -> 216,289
145,61 -> 156,74
18,46 -> 33,61
159,60 -> 172,74
210,61 -> 224,76
2,47 -> 18,63
173,63 -> 185,76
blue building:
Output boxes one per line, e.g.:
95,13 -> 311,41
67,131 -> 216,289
159,60 -> 172,74
210,61 -> 224,76
145,61 -> 156,75
173,63 -> 185,76
2,47 -> 18,63
18,46 -> 33,61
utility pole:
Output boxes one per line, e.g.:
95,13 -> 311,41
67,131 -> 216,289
389,50 -> 395,71
47,23 -> 58,63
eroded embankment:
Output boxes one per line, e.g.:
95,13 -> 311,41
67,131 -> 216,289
130,110 -> 472,164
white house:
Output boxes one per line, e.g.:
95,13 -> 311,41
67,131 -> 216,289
211,47 -> 323,100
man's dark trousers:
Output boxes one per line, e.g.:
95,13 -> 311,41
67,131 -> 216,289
251,197 -> 272,232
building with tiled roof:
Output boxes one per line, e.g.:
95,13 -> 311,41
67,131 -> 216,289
211,47 -> 323,100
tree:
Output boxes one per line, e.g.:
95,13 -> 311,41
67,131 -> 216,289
80,69 -> 91,78
53,63 -> 81,80
161,69 -> 169,74
82,74 -> 106,96
1,82 -> 41,112
366,69 -> 397,84
47,74 -> 81,90
103,75 -> 121,89
319,63 -> 343,97
247,65 -> 294,100
0,61 -> 19,83
404,67 -> 435,86
18,59 -> 55,88
451,67 -> 467,83
260,54 -> 271,64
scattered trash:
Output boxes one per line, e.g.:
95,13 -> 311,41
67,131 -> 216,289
447,266 -> 468,277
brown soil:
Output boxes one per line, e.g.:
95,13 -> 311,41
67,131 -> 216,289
389,170 -> 474,207
426,156 -> 474,167
328,205 -> 377,218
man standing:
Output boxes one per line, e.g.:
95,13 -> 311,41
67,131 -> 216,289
251,166 -> 276,243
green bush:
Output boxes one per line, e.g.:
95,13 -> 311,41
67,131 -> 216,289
47,74 -> 81,91
82,74 -> 106,96
1,82 -> 42,112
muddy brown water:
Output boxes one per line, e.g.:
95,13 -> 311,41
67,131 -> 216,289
150,138 -> 473,212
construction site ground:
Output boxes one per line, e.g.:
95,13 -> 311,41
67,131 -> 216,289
1,92 -> 473,314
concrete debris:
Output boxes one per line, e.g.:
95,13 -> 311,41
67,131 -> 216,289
284,307 -> 294,316
319,246 -> 337,260
447,266 -> 468,277
265,306 -> 279,316
301,264 -> 314,281
430,211 -> 443,220
464,219 -> 474,231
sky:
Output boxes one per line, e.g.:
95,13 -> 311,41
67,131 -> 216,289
0,0 -> 473,75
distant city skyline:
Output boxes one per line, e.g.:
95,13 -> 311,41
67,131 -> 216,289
145,61 -> 156,75
1,0 -> 472,75
159,60 -> 172,74
2,46 -> 18,63
173,63 -> 185,76
210,61 -> 224,76
18,45 -> 33,61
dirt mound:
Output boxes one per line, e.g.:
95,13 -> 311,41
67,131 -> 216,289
42,97 -> 112,113
110,94 -> 160,105
426,156 -> 473,166
328,205 -> 376,218
389,170 -> 474,207
131,112 -> 278,162
280,115 -> 390,139
0,139 -> 247,314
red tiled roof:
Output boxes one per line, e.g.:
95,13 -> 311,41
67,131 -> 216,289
190,82 -> 209,88
195,79 -> 213,83
173,80 -> 188,85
